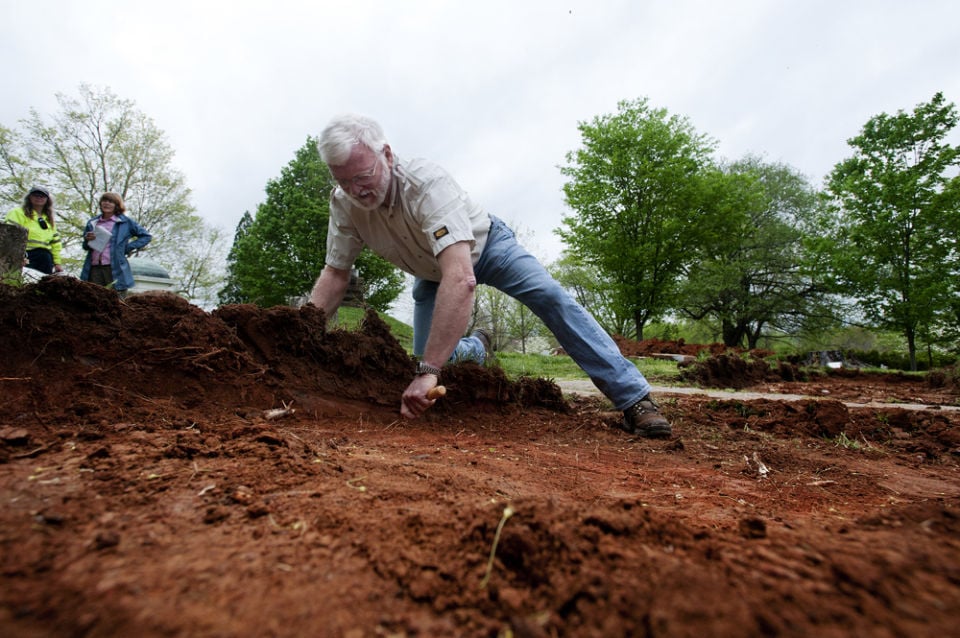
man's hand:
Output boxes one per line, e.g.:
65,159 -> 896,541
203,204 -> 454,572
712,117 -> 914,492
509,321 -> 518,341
401,374 -> 440,419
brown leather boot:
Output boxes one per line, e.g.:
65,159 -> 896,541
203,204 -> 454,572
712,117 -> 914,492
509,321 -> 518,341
622,395 -> 672,438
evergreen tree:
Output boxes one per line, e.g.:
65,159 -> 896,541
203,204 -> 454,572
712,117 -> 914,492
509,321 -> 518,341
220,138 -> 404,309
218,212 -> 253,305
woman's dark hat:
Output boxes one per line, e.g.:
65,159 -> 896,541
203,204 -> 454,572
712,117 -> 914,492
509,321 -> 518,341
29,186 -> 50,197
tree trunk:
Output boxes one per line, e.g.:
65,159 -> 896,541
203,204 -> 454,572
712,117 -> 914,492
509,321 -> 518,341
746,322 -> 763,350
721,319 -> 746,348
634,310 -> 644,342
906,327 -> 918,372
0,223 -> 28,285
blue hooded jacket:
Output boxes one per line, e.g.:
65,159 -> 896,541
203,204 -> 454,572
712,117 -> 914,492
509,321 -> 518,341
80,215 -> 153,291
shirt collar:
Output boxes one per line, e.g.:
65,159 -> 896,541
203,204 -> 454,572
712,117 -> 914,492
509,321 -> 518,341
381,157 -> 403,211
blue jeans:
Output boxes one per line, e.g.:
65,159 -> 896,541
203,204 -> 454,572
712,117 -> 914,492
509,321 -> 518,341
412,278 -> 489,364
411,216 -> 651,410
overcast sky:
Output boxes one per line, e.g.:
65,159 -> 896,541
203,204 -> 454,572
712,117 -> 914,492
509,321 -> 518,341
3,0 -> 959,263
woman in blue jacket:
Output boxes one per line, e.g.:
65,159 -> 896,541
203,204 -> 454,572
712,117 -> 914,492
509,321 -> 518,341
80,192 -> 152,295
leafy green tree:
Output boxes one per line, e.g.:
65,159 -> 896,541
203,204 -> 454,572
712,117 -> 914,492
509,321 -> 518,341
178,224 -> 229,309
559,98 -> 715,339
472,285 -> 509,351
821,92 -> 960,370
472,283 -> 550,354
549,252 -> 633,337
353,245 -> 406,313
218,212 -> 253,305
680,157 -> 824,348
941,296 -> 960,358
0,84 -> 219,300
502,296 -> 548,354
221,138 -> 404,309
0,125 -> 34,203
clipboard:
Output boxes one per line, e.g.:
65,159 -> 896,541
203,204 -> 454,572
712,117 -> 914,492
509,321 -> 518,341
88,225 -> 112,252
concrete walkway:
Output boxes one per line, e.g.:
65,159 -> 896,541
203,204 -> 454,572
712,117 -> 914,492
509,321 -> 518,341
555,379 -> 960,412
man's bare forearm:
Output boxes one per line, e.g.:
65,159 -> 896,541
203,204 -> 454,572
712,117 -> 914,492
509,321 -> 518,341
309,265 -> 350,321
421,275 -> 474,366
421,242 -> 477,367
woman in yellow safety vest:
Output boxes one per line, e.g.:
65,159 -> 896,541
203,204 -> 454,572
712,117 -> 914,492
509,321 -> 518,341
3,186 -> 63,274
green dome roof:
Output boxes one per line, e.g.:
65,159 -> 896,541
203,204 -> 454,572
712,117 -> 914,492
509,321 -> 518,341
128,257 -> 171,279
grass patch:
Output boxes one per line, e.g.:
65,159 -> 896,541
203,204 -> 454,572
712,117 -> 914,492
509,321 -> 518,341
494,352 -> 681,383
335,306 -> 414,352
494,352 -> 588,379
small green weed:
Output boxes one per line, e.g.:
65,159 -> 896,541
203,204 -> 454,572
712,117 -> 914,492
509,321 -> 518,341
834,432 -> 861,450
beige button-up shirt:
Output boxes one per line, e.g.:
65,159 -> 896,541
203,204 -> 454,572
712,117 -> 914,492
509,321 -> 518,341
325,156 -> 490,281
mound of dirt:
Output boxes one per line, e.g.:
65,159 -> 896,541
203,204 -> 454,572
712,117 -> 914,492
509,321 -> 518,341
0,277 -> 565,424
613,335 -> 776,360
677,353 -> 805,389
679,350 -> 960,405
2,277 -> 960,637
613,335 -> 728,357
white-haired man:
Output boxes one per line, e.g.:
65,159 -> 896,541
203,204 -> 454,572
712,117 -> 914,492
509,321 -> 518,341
309,114 -> 671,437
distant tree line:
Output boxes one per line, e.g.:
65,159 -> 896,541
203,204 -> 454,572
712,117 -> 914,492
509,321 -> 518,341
0,84 -> 225,306
554,94 -> 960,371
7,85 -> 955,370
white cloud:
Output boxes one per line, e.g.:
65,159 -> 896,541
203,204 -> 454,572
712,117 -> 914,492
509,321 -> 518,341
3,0 -> 959,261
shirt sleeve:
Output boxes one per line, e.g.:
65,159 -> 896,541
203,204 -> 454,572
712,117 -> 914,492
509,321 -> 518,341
414,171 -> 477,257
325,193 -> 365,270
4,208 -> 24,226
126,219 -> 153,252
50,229 -> 62,264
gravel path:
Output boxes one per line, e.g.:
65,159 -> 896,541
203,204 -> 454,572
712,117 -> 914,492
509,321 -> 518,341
555,379 -> 960,412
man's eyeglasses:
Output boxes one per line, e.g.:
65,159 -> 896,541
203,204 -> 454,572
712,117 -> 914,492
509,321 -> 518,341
37,217 -> 48,230
334,157 -> 381,188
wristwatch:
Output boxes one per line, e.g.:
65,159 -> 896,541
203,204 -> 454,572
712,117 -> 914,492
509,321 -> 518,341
415,361 -> 442,377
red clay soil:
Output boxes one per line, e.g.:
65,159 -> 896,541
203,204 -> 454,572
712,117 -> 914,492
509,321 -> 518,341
2,277 -> 959,638
613,335 -> 731,358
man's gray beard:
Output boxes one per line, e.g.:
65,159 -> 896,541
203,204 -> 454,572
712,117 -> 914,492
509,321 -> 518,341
344,186 -> 387,211
343,174 -> 391,213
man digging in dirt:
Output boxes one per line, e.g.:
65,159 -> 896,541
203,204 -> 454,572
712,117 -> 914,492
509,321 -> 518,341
309,114 -> 671,437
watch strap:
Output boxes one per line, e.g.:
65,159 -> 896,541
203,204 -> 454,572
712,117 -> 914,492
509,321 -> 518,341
416,361 -> 443,377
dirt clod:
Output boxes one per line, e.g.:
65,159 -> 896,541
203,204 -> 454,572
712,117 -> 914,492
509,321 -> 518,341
1,277 -> 959,637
